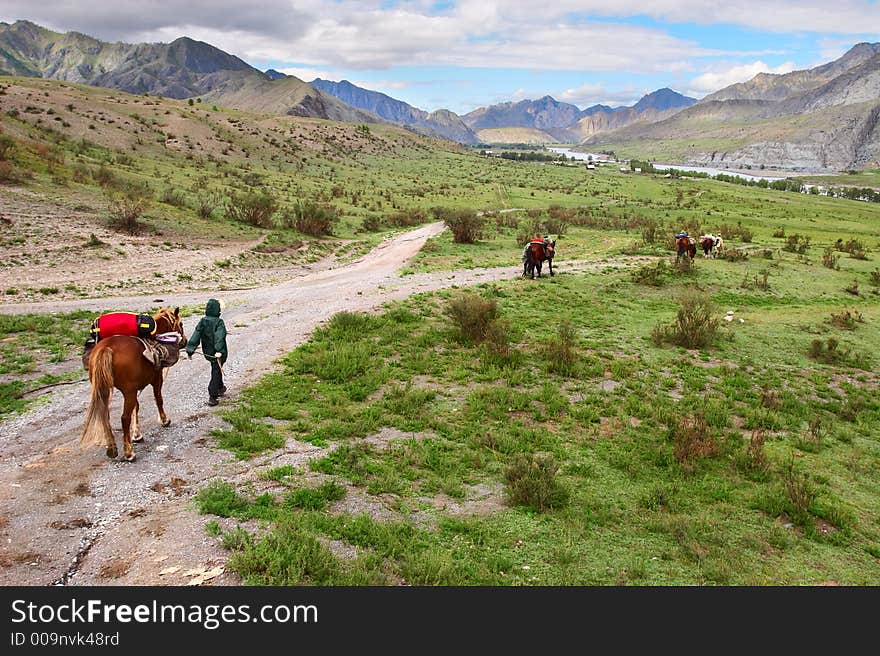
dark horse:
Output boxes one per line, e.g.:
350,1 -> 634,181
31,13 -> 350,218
675,236 -> 696,262
81,308 -> 185,461
523,240 -> 556,279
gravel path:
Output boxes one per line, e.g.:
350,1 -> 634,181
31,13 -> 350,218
0,222 -> 651,586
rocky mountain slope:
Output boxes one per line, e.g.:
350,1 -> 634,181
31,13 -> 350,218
462,89 -> 695,143
583,43 -> 880,171
0,20 -> 377,123
309,78 -> 478,143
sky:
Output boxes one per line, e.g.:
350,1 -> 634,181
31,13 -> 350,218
1,1 -> 879,114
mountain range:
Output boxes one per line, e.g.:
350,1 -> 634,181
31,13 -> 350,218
1,19 -> 878,170
0,20 -> 698,145
583,43 -> 880,171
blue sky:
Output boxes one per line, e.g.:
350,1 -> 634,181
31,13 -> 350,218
2,0 -> 879,114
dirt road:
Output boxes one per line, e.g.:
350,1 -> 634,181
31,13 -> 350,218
0,222 -> 649,586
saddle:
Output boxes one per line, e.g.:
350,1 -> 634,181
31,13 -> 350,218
81,332 -> 182,371
139,333 -> 183,369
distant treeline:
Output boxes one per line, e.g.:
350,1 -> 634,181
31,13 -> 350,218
489,151 -> 567,162
629,160 -> 880,204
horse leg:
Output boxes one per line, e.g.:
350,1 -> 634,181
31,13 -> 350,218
131,396 -> 142,443
121,390 -> 137,462
548,258 -> 554,277
153,372 -> 171,427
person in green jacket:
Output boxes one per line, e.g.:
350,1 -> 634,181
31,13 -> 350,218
185,298 -> 228,406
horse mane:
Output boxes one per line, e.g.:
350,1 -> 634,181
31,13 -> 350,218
152,307 -> 183,334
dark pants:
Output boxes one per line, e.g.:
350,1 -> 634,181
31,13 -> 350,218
208,359 -> 224,399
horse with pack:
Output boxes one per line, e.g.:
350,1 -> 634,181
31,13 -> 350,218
81,309 -> 186,462
699,233 -> 724,258
674,232 -> 697,262
522,237 -> 556,279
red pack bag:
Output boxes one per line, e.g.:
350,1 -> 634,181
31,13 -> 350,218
90,313 -> 156,340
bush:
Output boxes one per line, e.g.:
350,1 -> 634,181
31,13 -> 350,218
783,234 -> 810,254
359,214 -> 384,232
870,269 -> 880,287
822,247 -> 839,270
670,413 -> 718,471
652,293 -> 720,349
544,320 -> 579,376
503,452 -> 569,511
160,187 -> 187,207
387,208 -> 427,227
631,260 -> 668,286
106,183 -> 151,235
829,309 -> 863,330
0,133 -> 15,161
808,337 -> 860,366
226,190 -> 278,228
444,293 -> 500,344
433,207 -> 484,244
194,192 -> 220,219
282,200 -> 338,236
720,248 -> 749,262
781,457 -> 816,527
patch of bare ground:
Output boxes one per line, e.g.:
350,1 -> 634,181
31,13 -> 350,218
594,416 -> 625,439
98,558 -> 130,579
356,427 -> 435,452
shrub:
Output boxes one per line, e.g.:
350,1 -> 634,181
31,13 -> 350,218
503,452 -> 569,511
0,134 -> 15,161
720,248 -> 749,262
781,458 -> 816,527
844,281 -> 859,296
829,309 -> 863,330
387,208 -> 427,227
745,429 -> 768,472
870,269 -> 880,287
544,320 -> 579,376
359,214 -> 384,232
783,234 -> 810,254
641,218 -> 659,244
653,292 -> 720,349
822,248 -> 839,270
106,183 -> 150,235
0,160 -> 19,183
808,337 -> 850,365
282,200 -> 338,236
160,187 -> 187,207
631,260 -> 668,286
444,293 -> 499,344
194,192 -> 220,219
225,190 -> 278,228
433,207 -> 484,244
670,413 -> 718,471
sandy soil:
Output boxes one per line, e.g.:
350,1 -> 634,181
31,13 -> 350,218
0,220 -> 650,586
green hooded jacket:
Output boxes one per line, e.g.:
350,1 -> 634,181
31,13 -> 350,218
185,298 -> 228,364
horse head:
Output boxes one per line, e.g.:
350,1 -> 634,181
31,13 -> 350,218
545,240 -> 556,259
153,307 -> 186,347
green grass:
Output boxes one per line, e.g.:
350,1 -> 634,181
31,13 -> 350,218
200,223 -> 880,583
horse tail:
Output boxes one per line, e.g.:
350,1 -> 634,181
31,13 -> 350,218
81,346 -> 114,447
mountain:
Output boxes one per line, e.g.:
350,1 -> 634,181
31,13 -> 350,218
0,20 -> 377,123
264,69 -> 287,81
310,78 -> 478,143
703,43 -> 880,103
632,88 -> 697,113
582,43 -> 880,171
462,90 -> 695,143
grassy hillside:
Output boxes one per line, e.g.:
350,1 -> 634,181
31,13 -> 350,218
477,127 -> 559,144
191,171 -> 879,585
2,76 -> 879,585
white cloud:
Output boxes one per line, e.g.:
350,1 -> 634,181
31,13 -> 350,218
688,61 -> 797,96
559,84 -> 642,107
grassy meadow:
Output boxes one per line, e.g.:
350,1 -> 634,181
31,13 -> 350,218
1,77 -> 879,585
194,172 -> 880,585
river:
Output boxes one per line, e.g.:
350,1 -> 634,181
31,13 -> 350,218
547,148 -> 785,182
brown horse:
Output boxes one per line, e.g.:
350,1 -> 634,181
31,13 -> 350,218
81,308 -> 185,462
675,236 -> 696,262
523,240 -> 556,279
